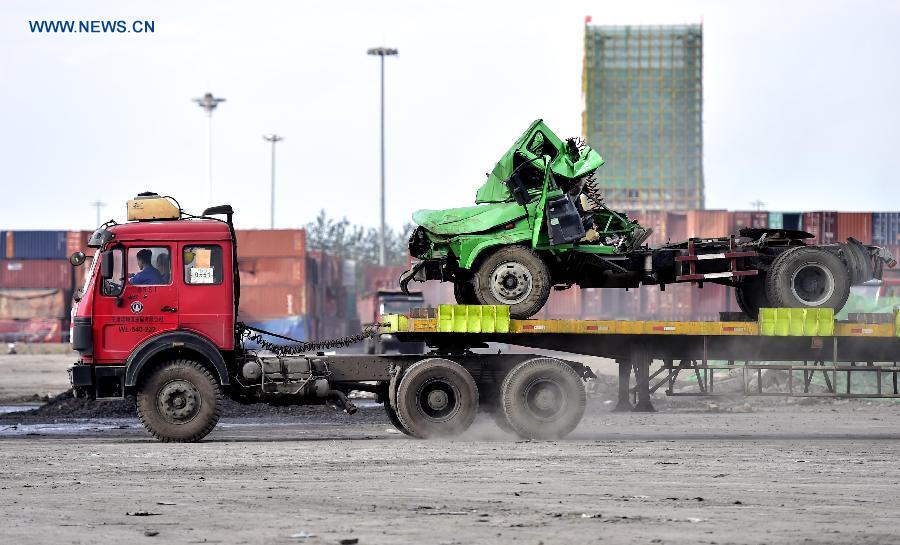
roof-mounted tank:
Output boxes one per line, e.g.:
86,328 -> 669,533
127,192 -> 181,221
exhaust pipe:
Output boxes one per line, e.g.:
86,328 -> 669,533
326,389 -> 357,415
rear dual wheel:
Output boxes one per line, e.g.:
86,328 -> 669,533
500,358 -> 586,440
393,358 -> 479,439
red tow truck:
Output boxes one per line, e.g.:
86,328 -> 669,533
68,193 -> 592,442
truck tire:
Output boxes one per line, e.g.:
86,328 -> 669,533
489,407 -> 516,434
472,246 -> 551,319
136,359 -> 223,443
766,247 -> 850,310
735,275 -> 769,319
384,402 -> 412,436
395,358 -> 478,439
453,279 -> 478,305
501,358 -> 585,440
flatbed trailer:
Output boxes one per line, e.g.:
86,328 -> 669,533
384,310 -> 900,413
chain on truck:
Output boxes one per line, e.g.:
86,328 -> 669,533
68,193 -> 595,442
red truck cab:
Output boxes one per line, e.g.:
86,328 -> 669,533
70,199 -> 238,400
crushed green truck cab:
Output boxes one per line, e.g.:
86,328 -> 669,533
400,120 -> 896,319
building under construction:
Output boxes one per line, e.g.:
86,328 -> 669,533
583,22 -> 704,211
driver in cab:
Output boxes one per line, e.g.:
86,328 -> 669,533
129,249 -> 163,285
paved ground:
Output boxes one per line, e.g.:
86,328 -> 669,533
3,352 -> 900,544
3,405 -> 900,545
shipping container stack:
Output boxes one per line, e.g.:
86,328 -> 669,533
236,230 -> 309,341
0,230 -> 79,343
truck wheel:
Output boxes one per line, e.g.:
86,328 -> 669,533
766,247 -> 850,310
501,358 -> 585,440
384,402 -> 412,436
735,275 -> 769,319
453,279 -> 478,305
489,407 -> 516,434
136,359 -> 223,443
472,246 -> 551,319
395,358 -> 478,439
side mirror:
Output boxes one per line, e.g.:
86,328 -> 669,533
100,251 -> 114,280
69,251 -> 86,267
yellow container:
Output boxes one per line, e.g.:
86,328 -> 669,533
789,308 -> 806,336
774,308 -> 791,336
466,305 -> 482,333
495,306 -> 510,333
481,305 -> 496,333
759,308 -> 777,336
437,304 -> 455,333
816,308 -> 834,336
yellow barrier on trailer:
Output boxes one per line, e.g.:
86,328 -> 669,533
379,305 -> 896,338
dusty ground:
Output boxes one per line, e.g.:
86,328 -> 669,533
2,354 -> 900,545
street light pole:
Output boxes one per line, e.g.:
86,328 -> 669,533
193,92 -> 226,205
263,134 -> 284,229
367,46 -> 398,266
89,200 -> 106,227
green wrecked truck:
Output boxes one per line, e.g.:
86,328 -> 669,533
400,119 -> 895,319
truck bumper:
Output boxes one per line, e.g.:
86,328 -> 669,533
68,365 -> 126,399
399,259 -> 447,294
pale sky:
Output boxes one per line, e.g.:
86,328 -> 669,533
1,0 -> 898,231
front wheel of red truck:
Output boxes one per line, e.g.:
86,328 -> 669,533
136,359 -> 223,443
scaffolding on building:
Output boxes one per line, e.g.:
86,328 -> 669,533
583,23 -> 704,211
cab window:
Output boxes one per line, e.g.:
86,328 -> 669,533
183,245 -> 223,285
100,247 -> 125,296
127,247 -> 171,285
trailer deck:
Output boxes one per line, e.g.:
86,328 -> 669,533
386,308 -> 900,411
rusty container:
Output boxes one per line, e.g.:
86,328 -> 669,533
686,210 -> 732,239
0,318 -> 63,343
237,285 -> 306,319
802,212 -> 837,244
236,229 -> 305,258
628,211 -> 668,246
692,284 -> 734,320
0,260 -> 73,290
238,257 -> 305,287
66,231 -> 95,257
545,287 -> 583,318
360,265 -> 408,294
665,212 -> 688,243
0,289 -> 68,319
835,212 -> 872,244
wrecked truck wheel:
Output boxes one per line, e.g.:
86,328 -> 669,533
136,359 -> 222,443
735,275 -> 769,319
766,247 -> 850,311
395,358 -> 478,439
453,279 -> 479,305
501,358 -> 585,440
472,246 -> 550,319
